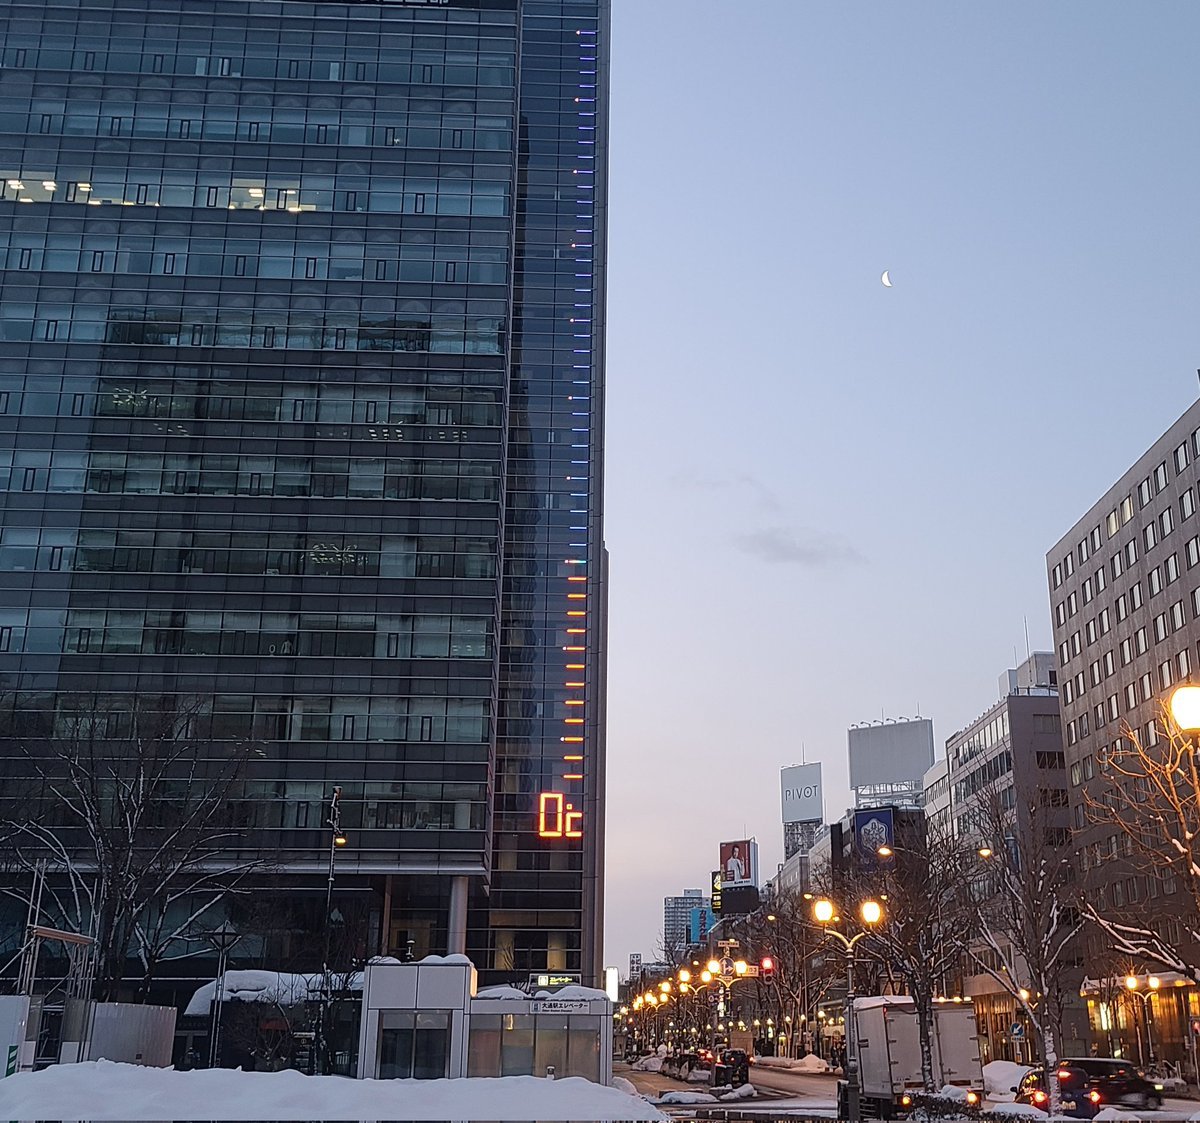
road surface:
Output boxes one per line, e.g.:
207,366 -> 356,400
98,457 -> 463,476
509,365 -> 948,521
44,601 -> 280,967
618,1062 -> 838,1107
745,1064 -> 839,1102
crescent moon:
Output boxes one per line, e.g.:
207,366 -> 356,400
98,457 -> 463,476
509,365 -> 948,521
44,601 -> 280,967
881,270 -> 893,288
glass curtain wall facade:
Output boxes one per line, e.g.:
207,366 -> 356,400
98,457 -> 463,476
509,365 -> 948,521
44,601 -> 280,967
0,0 -> 607,989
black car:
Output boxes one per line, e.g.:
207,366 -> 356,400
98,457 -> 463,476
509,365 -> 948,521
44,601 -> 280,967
1062,1057 -> 1164,1109
714,1048 -> 751,1086
1015,1066 -> 1101,1118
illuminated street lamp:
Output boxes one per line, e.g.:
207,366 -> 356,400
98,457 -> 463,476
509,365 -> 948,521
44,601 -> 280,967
1124,975 -> 1161,1064
813,898 -> 885,1123
1169,684 -> 1200,732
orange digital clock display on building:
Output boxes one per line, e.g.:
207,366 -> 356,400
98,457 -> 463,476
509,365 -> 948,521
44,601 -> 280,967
538,792 -> 582,839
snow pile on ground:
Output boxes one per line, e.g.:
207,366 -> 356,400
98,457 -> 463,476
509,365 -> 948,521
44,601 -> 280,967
0,1060 -> 667,1121
633,1055 -> 664,1072
612,1076 -> 639,1096
753,1053 -> 830,1073
658,1090 -> 718,1105
939,1085 -> 970,1101
719,1083 -> 757,1101
687,1067 -> 712,1083
794,1052 -> 832,1073
989,1104 -> 1044,1118
985,1060 -> 1033,1100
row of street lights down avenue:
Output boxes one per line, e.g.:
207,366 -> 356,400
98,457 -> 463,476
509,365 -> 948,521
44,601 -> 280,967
626,952 -> 761,1052
624,680 -> 1200,1114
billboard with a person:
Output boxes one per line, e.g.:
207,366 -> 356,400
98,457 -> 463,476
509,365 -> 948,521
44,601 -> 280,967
718,839 -> 757,887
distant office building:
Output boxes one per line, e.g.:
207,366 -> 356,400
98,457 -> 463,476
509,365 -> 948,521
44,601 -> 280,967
946,653 -> 1065,841
804,827 -> 833,880
848,718 -> 935,809
663,889 -> 705,956
940,653 -> 1075,1064
1048,401 -> 1200,992
922,757 -> 951,837
768,846 -> 813,900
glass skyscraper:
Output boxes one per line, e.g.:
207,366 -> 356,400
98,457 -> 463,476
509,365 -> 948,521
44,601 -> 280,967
0,0 -> 608,990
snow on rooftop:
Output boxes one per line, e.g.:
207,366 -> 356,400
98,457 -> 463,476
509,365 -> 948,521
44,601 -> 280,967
0,1060 -> 667,1121
853,994 -> 916,1010
184,956 -> 480,1017
183,970 -> 334,1018
535,984 -> 611,1001
475,984 -> 530,999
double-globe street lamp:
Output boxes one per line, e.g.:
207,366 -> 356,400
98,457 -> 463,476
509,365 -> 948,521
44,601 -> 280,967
1124,974 -> 1161,1066
812,896 -> 885,1123
676,968 -> 716,1046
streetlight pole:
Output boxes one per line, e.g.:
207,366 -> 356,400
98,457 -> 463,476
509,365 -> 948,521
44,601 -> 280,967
203,920 -> 240,1068
1125,975 -> 1160,1066
318,785 -> 347,1076
813,897 -> 884,1123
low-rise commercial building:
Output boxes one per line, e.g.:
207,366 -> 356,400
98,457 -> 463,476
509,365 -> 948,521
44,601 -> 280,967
358,957 -> 613,1082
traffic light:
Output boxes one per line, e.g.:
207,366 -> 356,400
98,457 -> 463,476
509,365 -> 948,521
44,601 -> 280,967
761,956 -> 775,981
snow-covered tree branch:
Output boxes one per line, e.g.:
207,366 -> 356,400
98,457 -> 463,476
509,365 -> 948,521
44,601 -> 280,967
814,830 -> 981,1092
964,792 -> 1082,1116
1081,705 -> 1200,983
0,692 -> 270,999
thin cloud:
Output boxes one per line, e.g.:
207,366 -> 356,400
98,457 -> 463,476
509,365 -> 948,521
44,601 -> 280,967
733,526 -> 866,569
674,473 -> 782,512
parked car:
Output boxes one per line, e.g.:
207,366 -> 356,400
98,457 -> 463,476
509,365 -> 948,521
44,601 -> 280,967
1062,1057 -> 1165,1109
1014,1066 -> 1102,1118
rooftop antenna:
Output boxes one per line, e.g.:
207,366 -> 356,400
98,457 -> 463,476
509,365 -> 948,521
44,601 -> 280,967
1023,615 -> 1032,662
800,742 -> 806,764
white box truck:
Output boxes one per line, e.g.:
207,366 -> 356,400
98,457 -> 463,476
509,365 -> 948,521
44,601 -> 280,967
841,996 -> 984,1119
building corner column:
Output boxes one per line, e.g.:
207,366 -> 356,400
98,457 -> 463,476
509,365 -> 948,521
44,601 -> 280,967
448,875 -> 469,956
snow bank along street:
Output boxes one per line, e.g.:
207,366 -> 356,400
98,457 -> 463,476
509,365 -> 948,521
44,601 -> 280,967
0,1059 -> 668,1121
